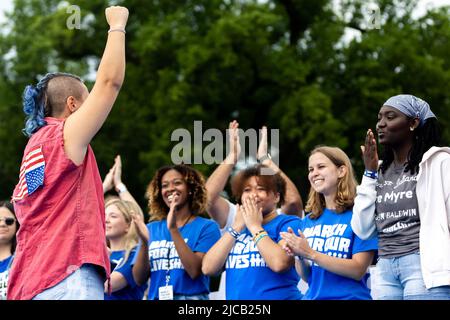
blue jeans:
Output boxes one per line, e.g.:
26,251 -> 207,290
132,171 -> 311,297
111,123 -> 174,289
173,293 -> 209,300
373,252 -> 450,300
32,264 -> 104,300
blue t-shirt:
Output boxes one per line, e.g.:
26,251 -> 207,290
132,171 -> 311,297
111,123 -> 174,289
105,248 -> 148,300
225,214 -> 302,300
0,255 -> 14,300
301,208 -> 378,300
142,216 -> 221,300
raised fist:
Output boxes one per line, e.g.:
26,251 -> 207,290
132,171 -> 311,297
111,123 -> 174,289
105,6 -> 129,30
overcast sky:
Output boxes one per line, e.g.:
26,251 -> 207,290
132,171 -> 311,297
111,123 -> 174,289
0,0 -> 12,22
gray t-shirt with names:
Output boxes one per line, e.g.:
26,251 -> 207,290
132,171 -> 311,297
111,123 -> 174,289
375,164 -> 420,258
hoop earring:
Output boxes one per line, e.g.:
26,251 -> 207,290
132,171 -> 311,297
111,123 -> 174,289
410,127 -> 414,131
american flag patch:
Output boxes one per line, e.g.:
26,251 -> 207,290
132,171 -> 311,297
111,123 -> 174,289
12,145 -> 46,202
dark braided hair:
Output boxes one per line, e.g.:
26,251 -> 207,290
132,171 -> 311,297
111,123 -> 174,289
22,72 -> 82,137
380,118 -> 442,175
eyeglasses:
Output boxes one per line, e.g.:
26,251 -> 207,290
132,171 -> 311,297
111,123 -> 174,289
0,217 -> 16,226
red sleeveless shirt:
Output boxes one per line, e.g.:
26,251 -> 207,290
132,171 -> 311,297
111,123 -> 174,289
9,117 -> 110,300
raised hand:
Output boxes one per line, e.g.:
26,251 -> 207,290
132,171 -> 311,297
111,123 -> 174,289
361,129 -> 379,171
102,162 -> 116,193
166,193 -> 180,230
113,155 -> 123,187
280,227 -> 315,260
131,211 -> 149,243
105,6 -> 129,30
257,125 -> 268,161
226,120 -> 241,164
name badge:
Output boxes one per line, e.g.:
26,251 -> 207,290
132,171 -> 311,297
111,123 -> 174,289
159,285 -> 174,300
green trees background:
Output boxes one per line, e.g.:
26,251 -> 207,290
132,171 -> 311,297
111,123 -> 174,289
1,0 -> 449,209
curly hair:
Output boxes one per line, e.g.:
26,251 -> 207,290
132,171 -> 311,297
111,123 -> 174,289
145,165 -> 207,221
230,164 -> 286,206
305,146 -> 357,219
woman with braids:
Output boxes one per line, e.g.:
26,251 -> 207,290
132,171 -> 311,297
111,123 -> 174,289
9,6 -> 129,300
132,165 -> 221,300
351,94 -> 450,299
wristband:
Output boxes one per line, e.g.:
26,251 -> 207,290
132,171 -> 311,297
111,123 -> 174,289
258,153 -> 271,163
363,169 -> 378,179
116,183 -> 127,193
108,28 -> 126,34
227,227 -> 240,240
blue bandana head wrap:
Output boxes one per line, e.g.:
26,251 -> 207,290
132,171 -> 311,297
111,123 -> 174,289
383,94 -> 436,127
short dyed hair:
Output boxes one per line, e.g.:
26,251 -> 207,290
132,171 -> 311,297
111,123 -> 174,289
230,164 -> 286,205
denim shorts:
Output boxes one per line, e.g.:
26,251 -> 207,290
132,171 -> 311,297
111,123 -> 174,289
32,264 -> 104,300
372,252 -> 450,300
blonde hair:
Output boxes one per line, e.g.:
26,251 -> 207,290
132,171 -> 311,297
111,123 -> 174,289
305,146 -> 357,219
105,197 -> 145,264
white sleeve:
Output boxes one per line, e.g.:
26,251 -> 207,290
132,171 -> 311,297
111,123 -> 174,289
351,176 -> 378,240
220,199 -> 237,235
442,158 -> 450,228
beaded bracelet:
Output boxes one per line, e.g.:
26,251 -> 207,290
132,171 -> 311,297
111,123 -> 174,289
253,229 -> 266,238
253,230 -> 267,243
254,233 -> 268,246
253,231 -> 268,244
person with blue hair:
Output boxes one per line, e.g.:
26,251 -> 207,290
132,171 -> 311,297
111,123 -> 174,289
9,6 -> 129,300
351,94 -> 450,299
